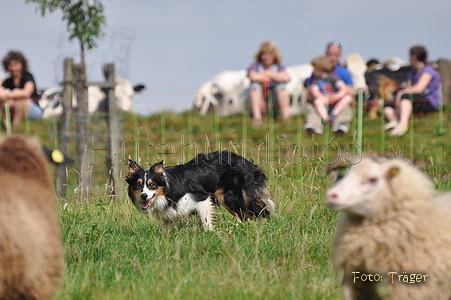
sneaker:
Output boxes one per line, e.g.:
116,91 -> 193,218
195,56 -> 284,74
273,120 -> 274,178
384,120 -> 398,131
390,125 -> 408,136
304,123 -> 323,135
329,114 -> 336,123
332,124 -> 349,135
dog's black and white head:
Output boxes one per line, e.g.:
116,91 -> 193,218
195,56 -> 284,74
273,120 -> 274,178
126,160 -> 167,214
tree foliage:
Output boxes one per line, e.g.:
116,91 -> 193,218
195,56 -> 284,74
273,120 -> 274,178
27,0 -> 106,50
26,0 -> 107,197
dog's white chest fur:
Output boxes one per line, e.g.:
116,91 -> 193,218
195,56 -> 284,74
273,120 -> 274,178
149,193 -> 197,217
149,193 -> 215,231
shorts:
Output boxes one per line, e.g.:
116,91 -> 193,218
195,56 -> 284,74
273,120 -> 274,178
249,82 -> 287,92
401,93 -> 438,114
383,101 -> 395,109
28,101 -> 43,120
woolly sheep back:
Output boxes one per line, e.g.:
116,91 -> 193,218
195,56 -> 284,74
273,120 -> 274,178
0,135 -> 63,300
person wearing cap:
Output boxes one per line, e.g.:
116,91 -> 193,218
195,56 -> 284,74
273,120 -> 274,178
304,41 -> 354,135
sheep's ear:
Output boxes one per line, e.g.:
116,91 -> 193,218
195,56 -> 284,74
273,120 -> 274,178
151,160 -> 165,175
128,159 -> 141,176
387,166 -> 400,180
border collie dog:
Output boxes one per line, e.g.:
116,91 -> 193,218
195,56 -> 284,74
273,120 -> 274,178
126,151 -> 274,231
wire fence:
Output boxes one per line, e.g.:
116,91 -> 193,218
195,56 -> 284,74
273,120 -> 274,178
2,83 -> 451,199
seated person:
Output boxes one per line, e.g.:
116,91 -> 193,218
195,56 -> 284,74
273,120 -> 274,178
306,56 -> 353,133
0,50 -> 42,128
384,45 -> 441,136
247,40 -> 290,126
304,41 -> 354,135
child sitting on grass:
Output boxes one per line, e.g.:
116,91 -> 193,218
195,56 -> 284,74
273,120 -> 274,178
309,55 -> 353,124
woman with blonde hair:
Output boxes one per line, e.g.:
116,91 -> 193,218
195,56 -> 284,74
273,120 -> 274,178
247,40 -> 290,126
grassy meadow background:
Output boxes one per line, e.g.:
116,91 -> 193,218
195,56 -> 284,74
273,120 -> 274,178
8,104 -> 451,299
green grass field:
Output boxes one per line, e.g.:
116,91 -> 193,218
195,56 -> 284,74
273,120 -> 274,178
56,173 -> 338,300
8,106 -> 451,299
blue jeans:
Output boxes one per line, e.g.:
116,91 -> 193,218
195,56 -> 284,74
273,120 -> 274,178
249,82 -> 287,92
28,101 -> 43,120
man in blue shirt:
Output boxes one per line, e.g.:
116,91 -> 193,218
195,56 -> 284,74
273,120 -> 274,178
304,41 -> 354,135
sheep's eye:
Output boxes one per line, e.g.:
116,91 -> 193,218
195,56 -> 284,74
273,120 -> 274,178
368,177 -> 378,184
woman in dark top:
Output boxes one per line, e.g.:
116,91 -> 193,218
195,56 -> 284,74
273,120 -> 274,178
0,50 -> 42,127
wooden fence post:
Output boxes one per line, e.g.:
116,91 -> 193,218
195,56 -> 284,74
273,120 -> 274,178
74,63 -> 92,200
438,59 -> 451,104
56,58 -> 74,198
104,63 -> 122,197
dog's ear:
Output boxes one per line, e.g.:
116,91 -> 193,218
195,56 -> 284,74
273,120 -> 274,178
128,159 -> 141,176
151,160 -> 165,176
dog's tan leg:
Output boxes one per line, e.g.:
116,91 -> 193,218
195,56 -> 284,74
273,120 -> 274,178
369,99 -> 382,120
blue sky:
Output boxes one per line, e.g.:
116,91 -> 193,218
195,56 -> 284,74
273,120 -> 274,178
2,0 -> 451,115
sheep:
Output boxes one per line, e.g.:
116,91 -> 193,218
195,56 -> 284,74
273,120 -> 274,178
326,157 -> 451,300
210,69 -> 250,116
433,192 -> 451,215
194,64 -> 313,117
193,80 -> 216,115
0,135 -> 64,300
38,77 -> 138,118
343,52 -> 368,95
381,57 -> 406,71
285,63 -> 313,116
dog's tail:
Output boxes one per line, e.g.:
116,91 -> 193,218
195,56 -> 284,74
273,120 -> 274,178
214,159 -> 273,222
